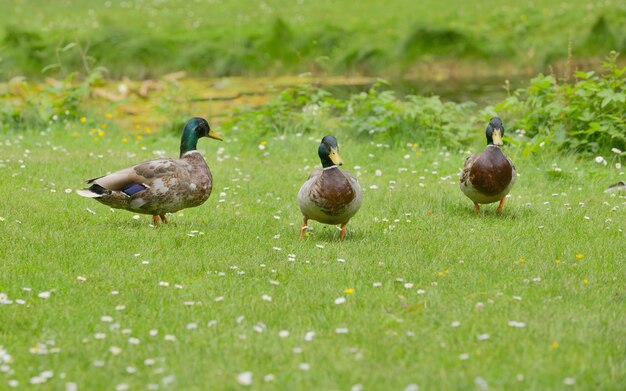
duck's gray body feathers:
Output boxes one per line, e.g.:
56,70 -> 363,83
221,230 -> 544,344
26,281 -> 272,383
77,151 -> 212,215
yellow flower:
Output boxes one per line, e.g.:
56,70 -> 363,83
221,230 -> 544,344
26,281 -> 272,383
105,112 -> 113,119
145,126 -> 152,133
136,135 -> 143,141
519,257 -> 525,263
260,140 -> 268,145
550,340 -> 558,350
583,278 -> 588,285
135,124 -> 141,130
98,130 -> 105,137
89,128 -> 97,135
101,124 -> 107,129
555,259 -> 561,265
121,137 -> 128,143
80,117 -> 87,123
344,288 -> 354,295
575,253 -> 584,260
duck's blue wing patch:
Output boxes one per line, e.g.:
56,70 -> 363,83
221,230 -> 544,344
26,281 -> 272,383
122,183 -> 147,196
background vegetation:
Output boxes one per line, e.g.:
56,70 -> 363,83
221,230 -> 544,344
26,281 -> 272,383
2,0 -> 626,79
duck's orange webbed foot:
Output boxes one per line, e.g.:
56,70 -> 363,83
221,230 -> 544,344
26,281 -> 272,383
473,202 -> 481,215
152,215 -> 160,226
159,214 -> 169,224
496,198 -> 506,214
299,218 -> 308,239
339,223 -> 347,242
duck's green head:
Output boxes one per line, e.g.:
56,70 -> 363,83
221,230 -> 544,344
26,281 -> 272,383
486,117 -> 504,146
180,117 -> 222,157
318,135 -> 344,168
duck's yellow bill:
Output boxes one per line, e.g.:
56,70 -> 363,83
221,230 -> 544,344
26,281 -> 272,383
208,130 -> 223,141
329,148 -> 343,165
492,129 -> 503,146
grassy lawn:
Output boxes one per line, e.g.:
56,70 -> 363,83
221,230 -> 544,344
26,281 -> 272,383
1,124 -> 624,389
3,0 -> 626,78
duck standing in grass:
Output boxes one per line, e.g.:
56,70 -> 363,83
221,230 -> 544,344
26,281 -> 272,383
460,117 -> 516,214
77,118 -> 223,225
298,136 -> 362,241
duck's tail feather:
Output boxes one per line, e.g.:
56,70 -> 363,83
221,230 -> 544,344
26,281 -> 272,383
76,184 -> 107,198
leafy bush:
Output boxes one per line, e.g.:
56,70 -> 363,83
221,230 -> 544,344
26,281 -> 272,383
225,53 -> 625,154
224,81 -> 479,148
339,82 -> 477,146
495,52 -> 626,154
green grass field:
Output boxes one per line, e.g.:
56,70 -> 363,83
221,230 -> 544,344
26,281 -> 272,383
3,0 -> 626,79
1,124 -> 624,389
1,2 -> 625,388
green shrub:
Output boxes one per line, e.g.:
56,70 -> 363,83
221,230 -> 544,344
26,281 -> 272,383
496,52 -> 626,154
224,81 -> 478,148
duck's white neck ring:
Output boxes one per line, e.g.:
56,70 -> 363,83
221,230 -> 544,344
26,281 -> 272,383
181,150 -> 201,157
323,165 -> 339,170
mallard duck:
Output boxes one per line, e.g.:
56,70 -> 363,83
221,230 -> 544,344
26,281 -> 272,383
298,136 -> 362,241
460,117 -> 516,214
77,117 -> 222,225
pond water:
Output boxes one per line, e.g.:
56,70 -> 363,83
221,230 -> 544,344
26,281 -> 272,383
322,76 -> 527,105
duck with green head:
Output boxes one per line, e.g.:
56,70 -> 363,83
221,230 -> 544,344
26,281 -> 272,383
77,118 -> 223,225
298,136 -> 363,241
460,117 -> 517,214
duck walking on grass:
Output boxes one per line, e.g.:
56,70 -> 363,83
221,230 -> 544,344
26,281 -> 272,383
77,118 -> 223,225
460,117 -> 516,214
298,136 -> 362,241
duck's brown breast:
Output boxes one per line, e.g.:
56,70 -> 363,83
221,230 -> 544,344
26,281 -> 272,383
312,168 -> 356,215
470,147 -> 512,196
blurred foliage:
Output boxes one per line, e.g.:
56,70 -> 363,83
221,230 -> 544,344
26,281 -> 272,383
223,81 -> 479,148
2,50 -> 624,157
225,54 -> 626,154
0,68 -> 106,131
2,0 -> 626,80
495,52 -> 626,154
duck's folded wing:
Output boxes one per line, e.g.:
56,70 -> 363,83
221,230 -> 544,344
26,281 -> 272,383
307,169 -> 323,180
507,156 -> 517,186
342,170 -> 363,208
460,154 -> 478,184
506,156 -> 516,171
342,171 -> 360,187
85,158 -> 180,196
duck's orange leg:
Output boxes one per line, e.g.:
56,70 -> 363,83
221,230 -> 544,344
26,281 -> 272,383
496,198 -> 506,214
299,218 -> 308,239
473,202 -> 481,214
339,223 -> 347,242
152,215 -> 160,226
159,214 -> 169,224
